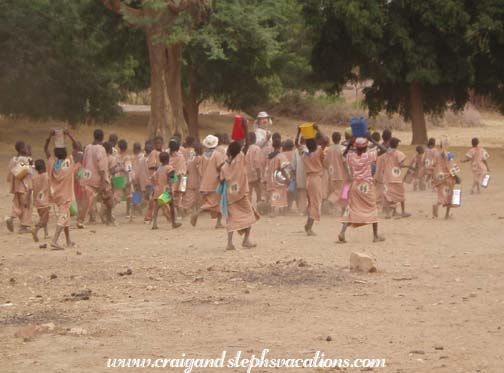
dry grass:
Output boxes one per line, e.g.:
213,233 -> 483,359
269,92 -> 484,131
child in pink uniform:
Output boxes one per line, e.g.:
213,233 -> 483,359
266,138 -> 289,216
44,130 -> 78,250
325,132 -> 348,215
382,138 -> 411,218
295,125 -> 327,236
5,141 -> 33,233
151,152 -> 181,230
31,159 -> 50,241
245,132 -> 263,205
461,138 -> 490,194
220,137 -> 260,251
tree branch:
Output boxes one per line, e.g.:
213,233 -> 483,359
102,0 -> 143,22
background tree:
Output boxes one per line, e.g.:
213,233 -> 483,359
182,0 -> 311,136
103,0 -> 211,139
304,0 -> 474,144
0,0 -> 145,125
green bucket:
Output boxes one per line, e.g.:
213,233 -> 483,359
69,201 -> 78,217
157,191 -> 172,206
111,176 -> 126,190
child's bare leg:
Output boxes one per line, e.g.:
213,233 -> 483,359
215,214 -> 224,229
242,227 -> 256,248
152,205 -> 160,230
400,201 -> 410,217
432,203 -> 439,218
51,225 -> 65,250
226,232 -> 236,251
304,217 -> 316,236
170,201 -> 182,229
64,226 -> 75,247
445,205 -> 451,219
338,223 -> 348,242
373,222 -> 385,242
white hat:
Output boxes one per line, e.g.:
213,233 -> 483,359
202,134 -> 219,149
256,111 -> 270,119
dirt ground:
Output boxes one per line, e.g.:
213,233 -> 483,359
0,114 -> 503,373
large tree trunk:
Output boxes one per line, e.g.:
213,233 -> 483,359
165,43 -> 189,137
146,33 -> 172,140
409,81 -> 428,145
183,65 -> 200,138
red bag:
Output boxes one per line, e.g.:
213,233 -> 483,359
231,115 -> 246,140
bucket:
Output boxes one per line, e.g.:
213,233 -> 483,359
12,163 -> 30,180
178,175 -> 188,192
350,117 -> 368,137
69,201 -> 78,217
157,191 -> 172,206
131,191 -> 142,205
170,173 -> 179,183
340,183 -> 350,201
299,123 -> 316,139
231,115 -> 247,141
111,175 -> 126,189
54,128 -> 65,148
481,173 -> 490,188
451,189 -> 461,207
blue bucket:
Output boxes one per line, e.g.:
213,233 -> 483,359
131,191 -> 142,205
351,117 -> 368,137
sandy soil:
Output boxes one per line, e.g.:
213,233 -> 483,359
0,115 -> 503,373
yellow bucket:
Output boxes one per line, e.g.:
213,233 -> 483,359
299,122 -> 316,139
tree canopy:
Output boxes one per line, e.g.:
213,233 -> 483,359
0,0 -> 147,124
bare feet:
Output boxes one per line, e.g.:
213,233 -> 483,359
151,225 -> 159,230
373,235 -> 386,242
190,214 -> 198,227
401,212 -> 411,218
242,241 -> 257,248
5,217 -> 14,232
172,222 -> 182,229
226,244 -> 236,251
66,241 -> 77,248
31,227 -> 39,242
50,242 -> 65,250
76,222 -> 85,229
215,223 -> 225,229
336,233 -> 346,243
432,205 -> 438,219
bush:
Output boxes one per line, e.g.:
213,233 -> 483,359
269,92 -> 482,129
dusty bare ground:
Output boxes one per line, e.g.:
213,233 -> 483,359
0,116 -> 503,373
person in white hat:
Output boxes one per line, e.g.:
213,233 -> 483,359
253,111 -> 273,149
191,135 -> 226,228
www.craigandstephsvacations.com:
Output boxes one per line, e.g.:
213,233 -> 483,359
106,350 -> 386,371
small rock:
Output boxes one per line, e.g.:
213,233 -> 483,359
298,259 -> 307,267
350,252 -> 377,273
90,230 -> 96,233
193,276 -> 204,282
118,268 -> 133,276
410,350 -> 425,355
50,274 -> 57,280
326,336 -> 332,342
39,244 -> 47,249
244,290 -> 250,294
37,322 -> 56,332
9,278 -> 15,284
68,327 -> 87,335
76,251 -> 82,255
434,345 -> 444,351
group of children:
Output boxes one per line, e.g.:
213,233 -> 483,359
5,114 -> 491,249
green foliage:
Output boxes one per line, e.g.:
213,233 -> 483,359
183,0 -> 311,113
303,0 -> 476,119
0,0 -> 147,123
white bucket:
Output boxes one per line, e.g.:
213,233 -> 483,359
451,189 -> 461,207
481,174 -> 490,188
